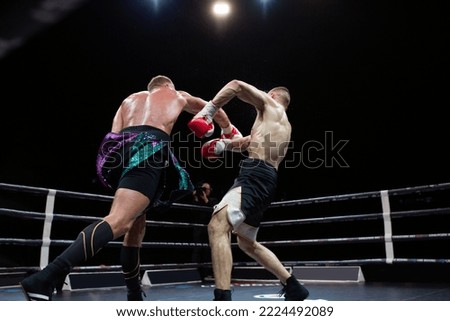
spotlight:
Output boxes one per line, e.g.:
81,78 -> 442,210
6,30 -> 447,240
212,1 -> 231,17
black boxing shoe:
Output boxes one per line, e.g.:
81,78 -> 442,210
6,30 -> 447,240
20,272 -> 54,301
213,288 -> 232,301
279,275 -> 309,301
127,289 -> 146,301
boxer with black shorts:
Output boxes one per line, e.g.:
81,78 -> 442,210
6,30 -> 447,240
189,79 -> 310,301
20,75 -> 235,301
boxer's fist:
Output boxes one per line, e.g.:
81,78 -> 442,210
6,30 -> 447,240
221,123 -> 243,139
188,101 -> 219,138
188,117 -> 215,138
201,138 -> 226,159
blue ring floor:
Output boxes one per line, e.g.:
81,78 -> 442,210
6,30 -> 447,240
2,281 -> 450,301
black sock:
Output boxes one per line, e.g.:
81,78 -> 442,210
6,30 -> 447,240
41,220 -> 114,283
121,246 -> 142,292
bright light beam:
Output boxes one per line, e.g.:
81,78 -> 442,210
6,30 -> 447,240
212,1 -> 231,17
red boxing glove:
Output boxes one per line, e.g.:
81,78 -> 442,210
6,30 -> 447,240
221,124 -> 243,139
188,101 -> 218,138
201,138 -> 227,159
188,117 -> 215,138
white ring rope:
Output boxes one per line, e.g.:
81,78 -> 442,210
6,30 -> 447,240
1,182 -> 450,271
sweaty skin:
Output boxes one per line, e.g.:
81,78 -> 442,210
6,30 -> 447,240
207,79 -> 295,292
211,80 -> 292,169
112,85 -> 229,135
105,80 -> 231,242
18,75 -> 237,302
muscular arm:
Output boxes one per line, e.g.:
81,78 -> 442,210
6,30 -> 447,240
179,91 -> 207,114
211,79 -> 268,112
180,90 -> 231,129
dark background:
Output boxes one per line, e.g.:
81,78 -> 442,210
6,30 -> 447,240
1,1 -> 450,285
0,0 -> 448,200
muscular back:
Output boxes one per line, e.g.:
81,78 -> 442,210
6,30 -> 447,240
111,87 -> 188,135
247,98 -> 292,170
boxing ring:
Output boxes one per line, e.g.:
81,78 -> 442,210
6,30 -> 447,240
1,181 -> 450,301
